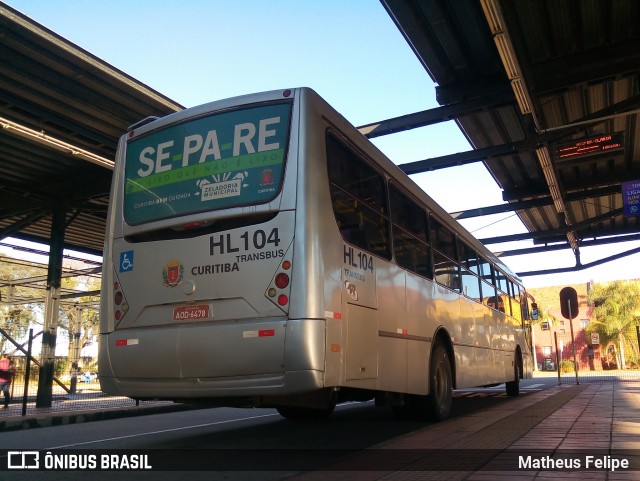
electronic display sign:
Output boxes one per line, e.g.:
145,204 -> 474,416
555,133 -> 624,160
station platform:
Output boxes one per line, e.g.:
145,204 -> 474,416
1,381 -> 638,478
292,381 -> 640,480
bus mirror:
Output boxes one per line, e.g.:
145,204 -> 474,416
531,302 -> 539,320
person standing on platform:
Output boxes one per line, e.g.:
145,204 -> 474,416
0,353 -> 15,408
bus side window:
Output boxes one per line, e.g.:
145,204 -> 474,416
389,185 -> 431,279
480,258 -> 497,308
509,280 -> 520,321
430,216 -> 460,291
327,132 -> 391,259
459,242 -> 481,302
486,296 -> 504,313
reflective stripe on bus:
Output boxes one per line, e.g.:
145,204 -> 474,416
242,329 -> 276,338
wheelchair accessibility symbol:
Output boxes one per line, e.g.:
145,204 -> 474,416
120,251 -> 134,272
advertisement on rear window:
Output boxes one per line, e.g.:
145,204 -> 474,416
124,102 -> 292,225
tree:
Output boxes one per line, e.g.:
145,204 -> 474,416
0,256 -> 43,354
56,267 -> 101,370
588,280 -> 640,369
1,255 -> 101,366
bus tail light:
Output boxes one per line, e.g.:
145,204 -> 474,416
275,273 -> 289,289
265,255 -> 293,312
113,274 -> 129,325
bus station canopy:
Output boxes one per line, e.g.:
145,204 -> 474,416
1,0 -> 639,275
0,2 -> 182,255
375,0 -> 640,275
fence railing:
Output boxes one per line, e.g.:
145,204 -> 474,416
538,330 -> 640,384
1,370 -> 171,418
1,329 -> 171,419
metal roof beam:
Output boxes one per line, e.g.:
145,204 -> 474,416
5,231 -> 104,258
453,184 -> 625,219
357,91 -> 514,138
0,90 -> 117,150
480,208 -> 625,245
529,42 -> 640,95
517,246 -> 640,278
497,232 -> 640,258
0,209 -> 49,241
502,175 -> 640,201
402,93 -> 640,179
398,140 -> 529,174
0,266 -> 101,288
533,225 -> 640,245
0,116 -> 114,170
451,197 -> 553,219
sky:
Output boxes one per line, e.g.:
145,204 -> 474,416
3,0 -> 640,290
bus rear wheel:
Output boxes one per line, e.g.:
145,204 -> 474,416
505,358 -> 520,397
428,344 -> 452,421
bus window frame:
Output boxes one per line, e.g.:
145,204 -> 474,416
326,130 -> 392,261
389,182 -> 432,280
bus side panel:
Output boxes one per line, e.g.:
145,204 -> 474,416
284,319 -> 327,373
378,264 -> 407,393
339,247 -> 379,390
455,297 -> 480,388
496,310 -> 515,382
289,89 -> 338,321
100,135 -> 128,337
292,90 -> 349,388
324,317 -> 343,386
344,304 -> 378,381
477,312 -> 498,384
406,274 -> 433,395
475,309 -> 510,385
432,284 -> 461,385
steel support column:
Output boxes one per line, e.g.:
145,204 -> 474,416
36,208 -> 65,407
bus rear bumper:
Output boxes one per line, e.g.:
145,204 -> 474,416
99,369 -> 326,406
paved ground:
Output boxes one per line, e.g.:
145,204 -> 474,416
289,382 -> 640,480
1,380 -> 639,479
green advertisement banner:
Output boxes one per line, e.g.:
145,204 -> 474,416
124,102 -> 292,225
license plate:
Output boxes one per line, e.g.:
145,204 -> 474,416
172,304 -> 211,321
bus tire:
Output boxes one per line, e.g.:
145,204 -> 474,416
505,358 -> 520,397
428,344 -> 452,421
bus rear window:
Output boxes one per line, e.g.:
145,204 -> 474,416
124,102 -> 292,225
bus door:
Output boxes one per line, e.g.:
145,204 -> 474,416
341,243 -> 378,381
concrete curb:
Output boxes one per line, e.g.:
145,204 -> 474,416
0,403 -> 196,432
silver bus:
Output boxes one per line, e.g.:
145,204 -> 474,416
99,88 -> 535,420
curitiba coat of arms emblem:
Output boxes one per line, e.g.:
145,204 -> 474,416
162,260 -> 184,287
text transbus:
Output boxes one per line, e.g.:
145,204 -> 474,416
99,88 -> 536,420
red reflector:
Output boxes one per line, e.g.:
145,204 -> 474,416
282,260 -> 291,270
116,339 -> 127,346
259,329 -> 275,337
275,273 -> 289,289
115,310 -> 122,321
182,221 -> 203,229
277,294 -> 288,306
